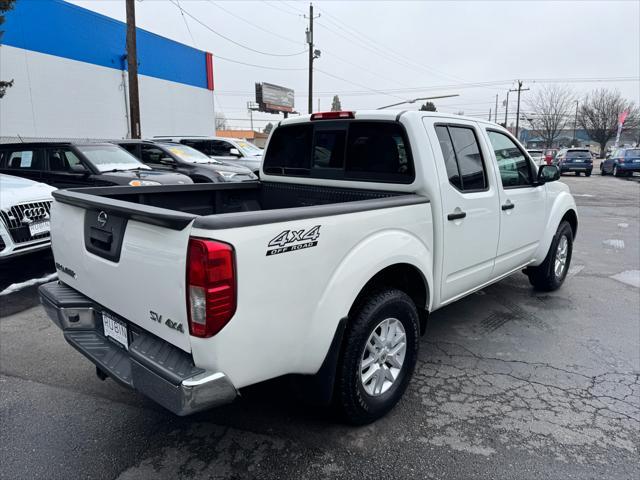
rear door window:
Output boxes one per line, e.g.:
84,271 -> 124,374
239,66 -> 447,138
3,149 -> 44,170
263,121 -> 414,183
434,125 -> 487,191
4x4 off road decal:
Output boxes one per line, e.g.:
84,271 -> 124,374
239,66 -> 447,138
266,225 -> 321,256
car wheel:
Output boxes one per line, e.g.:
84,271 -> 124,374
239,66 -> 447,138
335,288 -> 419,425
575,172 -> 580,176
585,170 -> 592,177
613,165 -> 620,177
526,221 -> 573,292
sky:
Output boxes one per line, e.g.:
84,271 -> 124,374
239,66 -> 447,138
69,0 -> 640,130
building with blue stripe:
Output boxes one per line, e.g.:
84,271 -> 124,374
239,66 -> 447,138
1,0 -> 215,139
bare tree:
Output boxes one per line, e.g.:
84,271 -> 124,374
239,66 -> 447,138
215,113 -> 227,131
578,89 -> 639,157
525,85 -> 574,148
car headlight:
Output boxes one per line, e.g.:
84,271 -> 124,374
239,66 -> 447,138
218,171 -> 238,179
129,180 -> 161,186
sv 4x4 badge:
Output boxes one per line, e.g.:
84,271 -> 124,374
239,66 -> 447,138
266,225 -> 321,256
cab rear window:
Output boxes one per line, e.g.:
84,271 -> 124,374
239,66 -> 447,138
263,121 -> 414,183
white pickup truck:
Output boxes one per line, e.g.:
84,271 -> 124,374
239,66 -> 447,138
40,111 -> 577,424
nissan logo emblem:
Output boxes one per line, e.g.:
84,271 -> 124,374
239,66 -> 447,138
97,211 -> 108,227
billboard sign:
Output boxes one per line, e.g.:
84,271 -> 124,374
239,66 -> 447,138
255,82 -> 295,113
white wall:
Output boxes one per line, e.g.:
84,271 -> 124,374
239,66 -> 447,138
0,45 -> 215,139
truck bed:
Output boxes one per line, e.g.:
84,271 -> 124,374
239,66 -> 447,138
52,181 -> 426,230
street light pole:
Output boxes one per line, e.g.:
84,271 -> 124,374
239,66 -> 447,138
503,90 -> 510,127
573,100 -> 579,144
376,94 -> 459,110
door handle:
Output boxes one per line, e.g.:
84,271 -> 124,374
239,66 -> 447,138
501,202 -> 515,211
447,211 -> 467,221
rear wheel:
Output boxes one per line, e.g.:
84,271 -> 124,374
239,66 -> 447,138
613,165 -> 620,177
526,221 -> 573,291
575,171 -> 580,176
585,170 -> 592,177
335,288 -> 419,425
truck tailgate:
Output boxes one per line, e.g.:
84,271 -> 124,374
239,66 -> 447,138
50,199 -> 193,352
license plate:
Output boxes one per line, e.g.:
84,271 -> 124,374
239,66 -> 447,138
29,220 -> 50,236
102,312 -> 128,349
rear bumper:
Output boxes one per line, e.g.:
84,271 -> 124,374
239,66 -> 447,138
38,281 -> 237,416
616,163 -> 640,172
560,164 -> 592,172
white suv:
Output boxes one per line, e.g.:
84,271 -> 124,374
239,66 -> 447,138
0,174 -> 56,260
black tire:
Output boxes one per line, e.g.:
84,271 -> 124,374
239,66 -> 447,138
600,166 -> 606,176
575,171 -> 580,176
613,165 -> 620,177
335,288 -> 419,425
526,221 -> 573,291
585,170 -> 592,177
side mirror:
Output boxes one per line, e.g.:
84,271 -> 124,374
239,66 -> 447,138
159,157 -> 175,166
229,148 -> 241,157
538,164 -> 560,184
70,163 -> 88,174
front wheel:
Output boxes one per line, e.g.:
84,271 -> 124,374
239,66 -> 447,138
575,171 -> 581,176
585,170 -> 592,177
526,221 -> 573,291
613,165 -> 620,177
335,288 -> 419,425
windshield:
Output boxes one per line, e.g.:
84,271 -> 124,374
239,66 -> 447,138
566,150 -> 591,159
625,149 -> 640,158
76,145 -> 150,172
162,144 -> 220,164
236,140 -> 262,156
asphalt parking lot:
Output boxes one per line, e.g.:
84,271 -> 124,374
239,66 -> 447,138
1,170 -> 638,480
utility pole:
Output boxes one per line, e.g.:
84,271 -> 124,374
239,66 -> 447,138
573,100 -> 579,144
509,80 -> 529,139
125,0 -> 141,138
494,94 -> 498,124
305,3 -> 320,114
503,90 -> 510,128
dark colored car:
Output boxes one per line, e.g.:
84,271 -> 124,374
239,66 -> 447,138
601,147 -> 640,177
115,140 -> 257,183
553,148 -> 593,176
0,142 -> 193,189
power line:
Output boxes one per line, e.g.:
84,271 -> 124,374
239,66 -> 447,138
206,0 -> 304,47
215,55 -> 306,71
315,69 -> 406,101
168,0 -> 306,57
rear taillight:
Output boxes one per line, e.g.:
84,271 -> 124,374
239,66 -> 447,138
618,158 -> 625,163
310,111 -> 355,120
186,238 -> 236,338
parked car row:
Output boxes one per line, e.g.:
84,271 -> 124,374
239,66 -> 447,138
0,138 -> 262,260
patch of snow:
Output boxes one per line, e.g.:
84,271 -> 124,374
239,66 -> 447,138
0,273 -> 58,296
